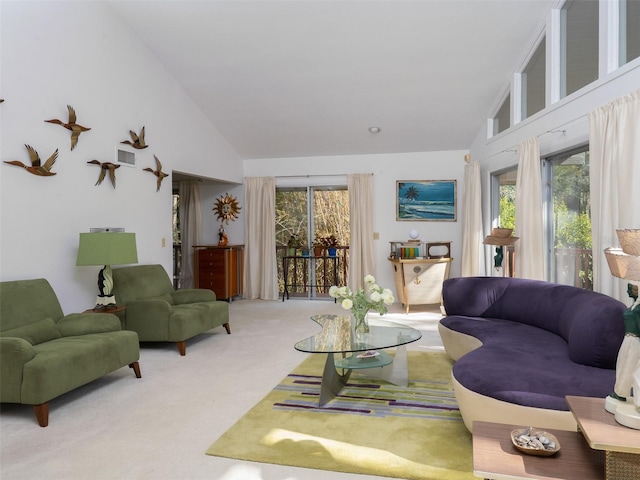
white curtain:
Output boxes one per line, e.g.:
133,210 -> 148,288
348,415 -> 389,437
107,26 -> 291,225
347,174 -> 375,290
244,177 -> 278,300
515,137 -> 545,280
589,89 -> 640,301
179,181 -> 202,289
460,160 -> 484,276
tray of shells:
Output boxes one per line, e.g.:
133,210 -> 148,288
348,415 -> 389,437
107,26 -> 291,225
511,427 -> 560,456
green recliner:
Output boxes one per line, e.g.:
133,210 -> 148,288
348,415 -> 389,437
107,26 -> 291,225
0,278 -> 141,427
111,264 -> 230,356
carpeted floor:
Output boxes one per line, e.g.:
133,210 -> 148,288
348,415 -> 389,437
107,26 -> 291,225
207,351 -> 474,480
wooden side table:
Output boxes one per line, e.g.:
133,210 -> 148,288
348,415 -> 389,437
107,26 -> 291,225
566,396 -> 640,479
83,306 -> 126,314
472,421 -> 604,479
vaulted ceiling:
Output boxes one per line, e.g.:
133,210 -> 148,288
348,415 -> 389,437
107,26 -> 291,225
108,0 -> 554,160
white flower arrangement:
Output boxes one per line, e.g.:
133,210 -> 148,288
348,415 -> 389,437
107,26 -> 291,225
329,275 -> 394,319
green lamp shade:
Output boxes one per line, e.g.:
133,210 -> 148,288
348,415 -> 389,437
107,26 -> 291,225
76,232 -> 138,266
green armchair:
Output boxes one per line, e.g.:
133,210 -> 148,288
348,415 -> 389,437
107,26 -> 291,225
112,264 -> 230,355
0,278 -> 141,427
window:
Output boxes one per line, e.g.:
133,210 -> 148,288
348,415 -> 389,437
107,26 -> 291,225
489,167 -> 517,275
494,168 -> 517,231
620,0 -> 640,65
493,94 -> 510,135
521,38 -> 546,119
543,146 -> 592,289
560,0 -> 599,98
172,191 -> 182,289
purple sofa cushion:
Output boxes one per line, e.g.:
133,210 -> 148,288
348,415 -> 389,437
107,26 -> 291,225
444,316 -> 617,410
442,277 -> 625,368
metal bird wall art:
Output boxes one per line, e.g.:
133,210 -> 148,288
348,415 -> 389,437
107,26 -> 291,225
45,105 -> 91,151
121,126 -> 148,149
4,144 -> 59,176
143,155 -> 169,191
87,159 -> 120,188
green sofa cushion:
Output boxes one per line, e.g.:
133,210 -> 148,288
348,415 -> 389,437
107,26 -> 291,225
0,318 -> 61,345
56,313 -> 122,336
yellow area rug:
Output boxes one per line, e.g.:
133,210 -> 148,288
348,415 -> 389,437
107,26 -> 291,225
206,351 -> 474,479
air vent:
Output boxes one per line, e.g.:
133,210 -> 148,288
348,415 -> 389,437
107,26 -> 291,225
117,148 -> 136,167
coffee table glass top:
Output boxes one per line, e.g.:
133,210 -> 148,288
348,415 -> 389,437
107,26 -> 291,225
294,314 -> 422,354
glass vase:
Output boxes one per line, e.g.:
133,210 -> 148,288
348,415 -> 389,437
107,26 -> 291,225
353,310 -> 370,334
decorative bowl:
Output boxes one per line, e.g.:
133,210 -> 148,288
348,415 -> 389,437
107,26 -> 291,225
511,427 -> 560,456
491,228 -> 513,238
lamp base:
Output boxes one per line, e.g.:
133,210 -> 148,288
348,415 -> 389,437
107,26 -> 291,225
615,403 -> 640,429
95,295 -> 116,310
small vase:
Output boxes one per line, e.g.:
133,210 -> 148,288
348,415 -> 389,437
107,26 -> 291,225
353,310 -> 370,334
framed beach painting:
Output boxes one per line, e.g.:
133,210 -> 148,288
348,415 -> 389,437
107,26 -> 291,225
396,180 -> 457,221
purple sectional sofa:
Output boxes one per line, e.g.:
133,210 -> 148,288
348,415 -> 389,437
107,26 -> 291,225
438,276 -> 626,432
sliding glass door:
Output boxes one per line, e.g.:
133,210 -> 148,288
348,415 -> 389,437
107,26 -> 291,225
276,186 -> 349,299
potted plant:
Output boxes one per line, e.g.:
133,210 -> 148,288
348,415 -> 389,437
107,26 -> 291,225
322,235 -> 339,257
286,234 -> 300,256
313,234 -> 324,257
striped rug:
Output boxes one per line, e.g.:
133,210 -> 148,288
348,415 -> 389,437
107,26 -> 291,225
274,372 -> 462,421
207,351 -> 474,479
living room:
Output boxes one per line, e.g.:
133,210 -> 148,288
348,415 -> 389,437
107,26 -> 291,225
1,1 -> 639,478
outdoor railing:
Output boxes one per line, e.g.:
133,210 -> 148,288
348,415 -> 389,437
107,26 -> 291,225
554,247 -> 593,290
276,245 -> 349,299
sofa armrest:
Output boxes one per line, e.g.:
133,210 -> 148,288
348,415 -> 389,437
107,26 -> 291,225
172,289 -> 217,304
0,338 -> 36,402
56,313 -> 121,336
125,299 -> 173,340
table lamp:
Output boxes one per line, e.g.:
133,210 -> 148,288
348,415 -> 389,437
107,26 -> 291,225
604,228 -> 640,429
76,229 -> 138,309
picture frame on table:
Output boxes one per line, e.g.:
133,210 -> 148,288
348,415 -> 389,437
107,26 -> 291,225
396,180 -> 457,221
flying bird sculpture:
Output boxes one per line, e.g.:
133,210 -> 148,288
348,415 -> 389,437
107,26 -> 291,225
143,155 -> 169,191
87,160 -> 120,188
45,105 -> 91,150
121,126 -> 148,149
4,144 -> 58,176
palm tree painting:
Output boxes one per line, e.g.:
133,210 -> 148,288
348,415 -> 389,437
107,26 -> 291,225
396,180 -> 456,221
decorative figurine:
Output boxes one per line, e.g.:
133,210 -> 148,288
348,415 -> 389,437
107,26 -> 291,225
87,159 -> 120,188
143,155 -> 169,191
4,144 -> 58,176
45,105 -> 91,151
218,224 -> 228,246
121,126 -> 148,149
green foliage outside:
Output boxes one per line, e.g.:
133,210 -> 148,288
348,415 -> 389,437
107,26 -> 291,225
498,155 -> 592,288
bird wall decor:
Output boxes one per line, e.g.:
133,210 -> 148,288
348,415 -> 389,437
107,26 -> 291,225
45,105 -> 91,151
143,155 -> 169,191
4,144 -> 58,176
121,126 -> 148,149
87,160 -> 120,188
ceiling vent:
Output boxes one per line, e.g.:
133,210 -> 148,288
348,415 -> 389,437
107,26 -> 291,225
116,148 -> 136,167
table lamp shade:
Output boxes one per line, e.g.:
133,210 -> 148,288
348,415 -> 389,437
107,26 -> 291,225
76,232 -> 138,266
604,229 -> 640,282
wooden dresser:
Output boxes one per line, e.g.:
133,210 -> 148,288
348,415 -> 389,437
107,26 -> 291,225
193,245 -> 244,301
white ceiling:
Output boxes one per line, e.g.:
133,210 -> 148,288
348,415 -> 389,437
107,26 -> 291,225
108,0 -> 554,160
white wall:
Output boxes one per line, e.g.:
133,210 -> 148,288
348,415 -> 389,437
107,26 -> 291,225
0,1 -> 241,313
243,151 -> 467,299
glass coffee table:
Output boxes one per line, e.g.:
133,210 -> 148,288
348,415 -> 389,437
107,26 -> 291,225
295,314 -> 422,406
